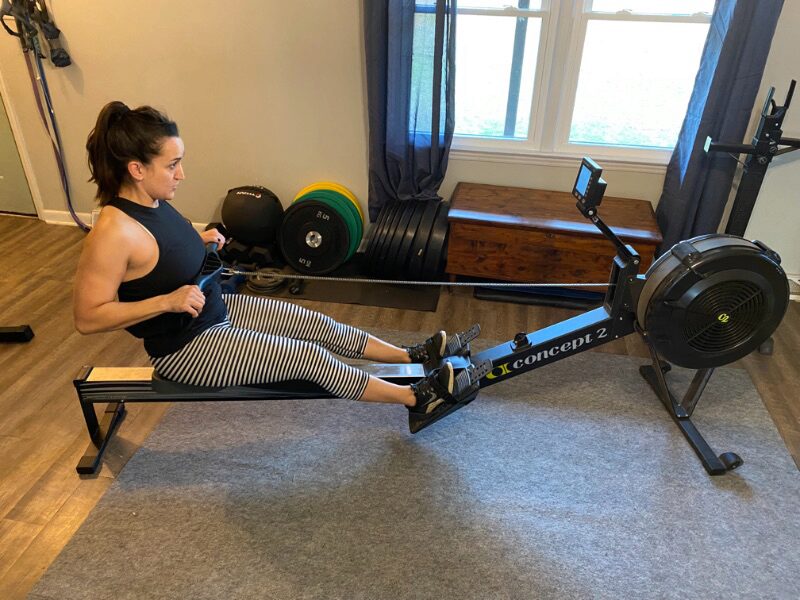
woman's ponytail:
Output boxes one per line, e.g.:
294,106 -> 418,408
86,101 -> 178,205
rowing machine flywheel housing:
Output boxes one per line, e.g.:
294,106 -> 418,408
637,234 -> 790,369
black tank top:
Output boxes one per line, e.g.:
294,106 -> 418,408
110,197 -> 227,357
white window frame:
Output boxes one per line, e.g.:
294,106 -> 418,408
449,0 -> 713,171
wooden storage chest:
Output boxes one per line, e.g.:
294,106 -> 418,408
446,182 -> 662,284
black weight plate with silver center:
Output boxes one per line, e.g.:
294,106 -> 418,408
395,200 -> 427,278
386,201 -> 417,278
279,200 -> 350,274
407,199 -> 440,280
421,201 -> 450,281
370,200 -> 401,276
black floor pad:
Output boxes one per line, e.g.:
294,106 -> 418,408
260,254 -> 441,312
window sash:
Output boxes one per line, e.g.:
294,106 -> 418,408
445,0 -> 712,166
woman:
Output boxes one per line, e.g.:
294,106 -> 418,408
73,101 -> 472,432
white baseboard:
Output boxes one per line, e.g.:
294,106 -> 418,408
40,209 -> 92,226
39,209 -> 207,232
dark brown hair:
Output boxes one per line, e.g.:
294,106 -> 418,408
86,101 -> 179,205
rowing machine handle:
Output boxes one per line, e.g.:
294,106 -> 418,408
196,242 -> 223,292
177,243 -> 223,328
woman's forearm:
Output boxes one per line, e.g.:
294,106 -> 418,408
74,295 -> 172,335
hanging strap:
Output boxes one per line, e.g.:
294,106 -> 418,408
22,20 -> 88,229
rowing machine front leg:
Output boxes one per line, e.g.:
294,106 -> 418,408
638,332 -> 742,476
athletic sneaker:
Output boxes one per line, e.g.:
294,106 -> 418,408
404,330 -> 447,364
407,358 -> 492,434
409,361 -> 454,416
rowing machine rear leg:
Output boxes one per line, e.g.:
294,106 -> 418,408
74,369 -> 128,474
638,332 -> 742,475
76,401 -> 126,475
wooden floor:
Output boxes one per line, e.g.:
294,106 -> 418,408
0,216 -> 798,599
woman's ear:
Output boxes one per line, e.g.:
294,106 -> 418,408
127,160 -> 145,182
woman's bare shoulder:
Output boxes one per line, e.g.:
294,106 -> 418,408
88,205 -> 139,243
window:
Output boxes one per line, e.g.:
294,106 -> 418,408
441,0 -> 714,164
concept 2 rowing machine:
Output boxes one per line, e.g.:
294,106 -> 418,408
74,158 -> 790,476
458,157 -> 789,475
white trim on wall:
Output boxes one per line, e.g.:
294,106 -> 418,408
0,64 -> 44,220
39,209 -> 91,226
40,209 -> 209,234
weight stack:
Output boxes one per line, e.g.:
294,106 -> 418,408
279,182 -> 364,274
363,199 -> 450,281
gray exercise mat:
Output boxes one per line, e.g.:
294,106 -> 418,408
30,347 -> 800,600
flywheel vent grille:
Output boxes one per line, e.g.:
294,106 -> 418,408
684,281 -> 766,353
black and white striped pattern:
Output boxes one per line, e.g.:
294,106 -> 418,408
150,294 -> 370,399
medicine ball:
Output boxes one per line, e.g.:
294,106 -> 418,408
221,186 -> 284,246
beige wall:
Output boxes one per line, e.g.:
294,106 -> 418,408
0,1 -> 795,273
0,0 -> 369,223
0,0 -> 664,226
740,1 -> 800,276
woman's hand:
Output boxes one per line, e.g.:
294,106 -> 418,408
201,228 -> 226,248
166,284 -> 206,317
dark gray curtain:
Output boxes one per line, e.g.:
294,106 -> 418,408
655,0 -> 783,254
364,0 -> 457,222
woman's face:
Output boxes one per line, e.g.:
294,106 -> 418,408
140,136 -> 185,201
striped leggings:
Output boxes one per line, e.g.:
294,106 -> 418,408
150,294 -> 371,399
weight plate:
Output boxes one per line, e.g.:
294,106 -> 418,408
386,201 -> 417,278
301,197 -> 357,260
295,186 -> 363,236
375,199 -> 407,276
364,199 -> 393,268
422,201 -> 450,281
296,190 -> 361,257
279,200 -> 350,274
395,200 -> 427,278
370,200 -> 401,276
407,200 -> 439,280
296,190 -> 362,258
294,181 -> 364,224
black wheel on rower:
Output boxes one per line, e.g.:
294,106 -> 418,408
638,235 -> 790,369
719,452 -> 743,471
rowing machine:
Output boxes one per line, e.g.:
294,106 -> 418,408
74,158 -> 790,476
463,157 -> 789,475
